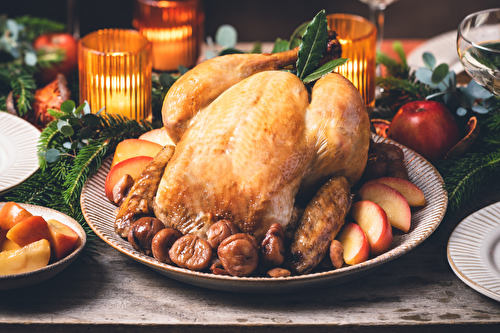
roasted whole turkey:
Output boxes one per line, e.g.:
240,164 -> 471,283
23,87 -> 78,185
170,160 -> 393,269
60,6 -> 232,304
114,48 -> 371,274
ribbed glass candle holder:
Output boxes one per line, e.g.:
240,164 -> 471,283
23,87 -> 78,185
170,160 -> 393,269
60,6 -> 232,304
78,29 -> 152,120
327,14 -> 377,113
133,0 -> 204,72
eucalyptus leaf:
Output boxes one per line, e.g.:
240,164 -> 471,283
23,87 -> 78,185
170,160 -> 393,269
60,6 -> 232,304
215,25 -> 237,48
467,80 -> 492,99
178,65 -> 189,75
272,38 -> 289,53
71,141 -> 80,150
83,101 -> 91,115
472,105 -> 489,114
45,149 -> 61,163
159,73 -> 176,88
96,107 -> 105,115
458,86 -> 475,107
75,103 -> 86,115
302,58 -> 349,84
83,113 -> 100,127
431,63 -> 449,84
61,100 -> 76,114
422,52 -> 436,70
63,142 -> 72,149
456,107 -> 468,116
296,10 -> 328,80
437,71 -> 456,92
80,126 -> 94,139
415,68 -> 435,86
24,51 -> 37,66
68,117 -> 79,127
60,125 -> 74,136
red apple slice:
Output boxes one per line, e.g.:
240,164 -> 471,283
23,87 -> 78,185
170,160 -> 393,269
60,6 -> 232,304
111,139 -> 163,168
104,155 -> 154,202
364,177 -> 426,207
139,128 -> 175,146
0,202 -> 33,230
350,200 -> 393,255
336,222 -> 370,265
6,216 -> 51,247
47,219 -> 81,261
358,182 -> 412,233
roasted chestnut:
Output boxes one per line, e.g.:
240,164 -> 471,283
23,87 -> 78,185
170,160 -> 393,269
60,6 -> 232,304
127,217 -> 165,255
218,233 -> 258,277
168,235 -> 213,271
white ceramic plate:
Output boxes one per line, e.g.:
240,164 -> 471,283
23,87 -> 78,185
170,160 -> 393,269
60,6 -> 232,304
447,202 -> 500,302
81,136 -> 448,293
0,202 -> 87,290
0,113 -> 40,195
407,30 -> 463,74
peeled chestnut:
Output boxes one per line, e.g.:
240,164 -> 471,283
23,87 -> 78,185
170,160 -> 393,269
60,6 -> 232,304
218,233 -> 258,277
127,217 -> 165,255
259,223 -> 285,268
169,235 -> 213,271
329,239 -> 344,269
206,219 -> 240,250
151,228 -> 183,264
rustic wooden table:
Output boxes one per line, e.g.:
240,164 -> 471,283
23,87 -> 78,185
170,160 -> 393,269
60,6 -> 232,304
2,40 -> 500,332
1,181 -> 499,333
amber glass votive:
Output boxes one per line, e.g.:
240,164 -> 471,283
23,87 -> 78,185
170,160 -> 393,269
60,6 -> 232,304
327,14 -> 377,113
78,29 -> 152,120
133,0 -> 204,72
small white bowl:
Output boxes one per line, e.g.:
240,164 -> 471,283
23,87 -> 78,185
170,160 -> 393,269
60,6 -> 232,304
0,202 -> 87,290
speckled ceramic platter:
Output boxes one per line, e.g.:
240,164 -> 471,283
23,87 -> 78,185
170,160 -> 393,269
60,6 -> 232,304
0,112 -> 40,195
448,201 -> 500,302
0,202 -> 87,290
81,135 -> 448,293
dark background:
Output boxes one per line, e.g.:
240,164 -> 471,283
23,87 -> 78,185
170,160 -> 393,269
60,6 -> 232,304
2,0 -> 499,41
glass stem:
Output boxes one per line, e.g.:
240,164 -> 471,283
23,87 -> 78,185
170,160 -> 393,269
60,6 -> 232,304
368,3 -> 386,51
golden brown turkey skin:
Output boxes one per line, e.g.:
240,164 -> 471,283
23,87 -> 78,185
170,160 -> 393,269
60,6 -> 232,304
162,48 -> 299,143
154,70 -> 370,244
155,71 -> 312,241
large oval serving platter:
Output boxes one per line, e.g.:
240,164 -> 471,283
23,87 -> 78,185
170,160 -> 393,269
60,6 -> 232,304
81,135 -> 448,293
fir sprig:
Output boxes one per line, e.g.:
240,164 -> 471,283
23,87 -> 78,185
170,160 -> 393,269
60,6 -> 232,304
5,101 -> 156,240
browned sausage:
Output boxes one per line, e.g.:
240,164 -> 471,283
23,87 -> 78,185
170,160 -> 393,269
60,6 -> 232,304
169,235 -> 212,271
115,145 -> 175,238
290,176 -> 351,274
259,223 -> 285,268
128,217 -> 165,255
151,228 -> 183,264
218,233 -> 258,277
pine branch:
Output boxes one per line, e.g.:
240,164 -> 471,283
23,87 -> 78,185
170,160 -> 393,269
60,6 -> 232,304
63,140 -> 109,211
436,146 -> 500,214
14,15 -> 65,42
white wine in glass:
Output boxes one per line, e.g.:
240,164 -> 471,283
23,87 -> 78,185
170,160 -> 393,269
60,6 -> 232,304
458,8 -> 500,96
359,0 -> 399,49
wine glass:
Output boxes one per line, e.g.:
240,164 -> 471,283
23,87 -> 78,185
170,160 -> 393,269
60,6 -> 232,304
358,0 -> 400,50
457,8 -> 500,96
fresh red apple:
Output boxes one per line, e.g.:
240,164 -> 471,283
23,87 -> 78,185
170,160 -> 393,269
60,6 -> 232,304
387,100 -> 461,163
105,155 -> 154,202
6,216 -> 51,247
139,128 -> 175,146
47,219 -> 80,261
111,139 -> 163,168
336,222 -> 370,265
350,200 -> 393,256
0,202 -> 33,230
358,182 -> 412,233
33,32 -> 78,84
364,177 -> 426,207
